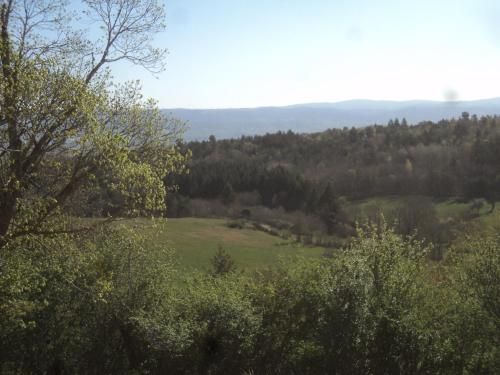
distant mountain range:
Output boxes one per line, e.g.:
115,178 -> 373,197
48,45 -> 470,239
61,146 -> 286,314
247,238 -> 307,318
164,98 -> 500,141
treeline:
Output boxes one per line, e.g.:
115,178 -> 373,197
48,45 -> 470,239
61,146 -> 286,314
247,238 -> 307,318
168,161 -> 342,230
173,113 -> 500,203
1,226 -> 498,374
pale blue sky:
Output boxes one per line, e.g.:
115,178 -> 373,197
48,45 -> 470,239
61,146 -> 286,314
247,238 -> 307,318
108,0 -> 500,108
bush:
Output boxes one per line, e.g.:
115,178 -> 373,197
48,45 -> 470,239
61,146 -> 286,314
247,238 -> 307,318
1,225 -> 499,374
210,246 -> 237,276
226,219 -> 245,229
0,226 -> 176,374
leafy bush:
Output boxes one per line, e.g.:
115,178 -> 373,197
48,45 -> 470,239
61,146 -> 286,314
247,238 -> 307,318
1,225 -> 499,374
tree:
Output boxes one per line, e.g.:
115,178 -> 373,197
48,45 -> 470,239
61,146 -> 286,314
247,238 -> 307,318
0,0 -> 188,247
459,237 -> 500,332
467,137 -> 500,212
318,183 -> 340,234
222,182 -> 236,205
210,245 -> 237,276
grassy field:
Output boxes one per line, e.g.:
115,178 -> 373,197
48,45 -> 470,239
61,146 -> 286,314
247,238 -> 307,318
113,197 -> 500,271
120,218 -> 325,271
347,196 -> 499,223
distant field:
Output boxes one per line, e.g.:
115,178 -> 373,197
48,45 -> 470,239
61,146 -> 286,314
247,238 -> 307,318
346,196 -> 500,233
119,218 -> 325,271
347,196 -> 497,218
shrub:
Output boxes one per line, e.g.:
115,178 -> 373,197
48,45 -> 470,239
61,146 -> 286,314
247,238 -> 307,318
1,225 -> 499,374
210,246 -> 237,276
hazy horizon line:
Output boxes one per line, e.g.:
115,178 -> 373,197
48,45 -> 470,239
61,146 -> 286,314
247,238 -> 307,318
163,96 -> 500,110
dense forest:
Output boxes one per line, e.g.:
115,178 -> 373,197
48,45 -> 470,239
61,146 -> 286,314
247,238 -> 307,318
177,113 -> 500,202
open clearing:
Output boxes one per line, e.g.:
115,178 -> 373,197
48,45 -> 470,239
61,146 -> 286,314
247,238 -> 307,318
116,197 -> 500,271
120,217 -> 325,271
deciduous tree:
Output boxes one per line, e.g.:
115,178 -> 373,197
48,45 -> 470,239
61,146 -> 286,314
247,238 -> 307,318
0,0 -> 188,247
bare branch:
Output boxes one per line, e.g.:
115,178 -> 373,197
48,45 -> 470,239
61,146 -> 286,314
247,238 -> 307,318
84,0 -> 167,82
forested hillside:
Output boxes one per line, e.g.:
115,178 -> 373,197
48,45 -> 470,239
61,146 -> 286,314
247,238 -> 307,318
167,113 -> 500,250
176,113 -> 499,201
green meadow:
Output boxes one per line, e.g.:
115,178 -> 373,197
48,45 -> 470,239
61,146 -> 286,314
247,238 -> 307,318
119,217 -> 325,271
348,196 -> 499,223
116,197 -> 500,272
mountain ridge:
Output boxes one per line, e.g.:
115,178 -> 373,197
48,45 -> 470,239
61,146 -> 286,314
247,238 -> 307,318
164,98 -> 500,141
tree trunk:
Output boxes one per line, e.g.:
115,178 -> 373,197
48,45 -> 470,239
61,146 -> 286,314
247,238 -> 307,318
47,360 -> 63,375
0,192 -> 15,248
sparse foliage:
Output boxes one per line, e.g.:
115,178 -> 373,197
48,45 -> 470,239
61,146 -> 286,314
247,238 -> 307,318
0,0 -> 188,247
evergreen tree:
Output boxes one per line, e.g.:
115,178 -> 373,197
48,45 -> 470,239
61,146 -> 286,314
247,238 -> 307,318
210,245 -> 237,276
319,184 -> 340,234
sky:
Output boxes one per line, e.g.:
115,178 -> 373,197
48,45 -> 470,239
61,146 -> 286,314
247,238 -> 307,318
107,0 -> 500,109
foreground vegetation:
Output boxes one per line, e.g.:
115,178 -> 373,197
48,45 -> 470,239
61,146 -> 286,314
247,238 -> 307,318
1,225 -> 499,374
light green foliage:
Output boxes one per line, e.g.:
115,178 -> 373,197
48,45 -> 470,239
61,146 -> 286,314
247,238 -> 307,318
0,227 -> 176,373
341,226 -> 432,373
1,57 -> 188,241
1,225 -> 499,373
460,237 -> 500,328
0,0 -> 189,246
449,237 -> 500,371
166,274 -> 260,373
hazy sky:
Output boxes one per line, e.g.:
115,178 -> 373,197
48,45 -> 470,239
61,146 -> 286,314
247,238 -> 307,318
109,0 -> 500,108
